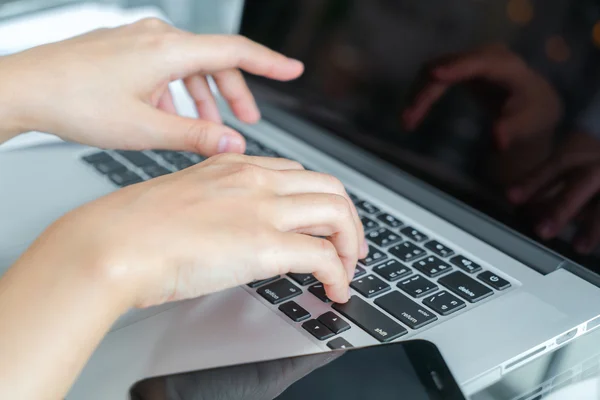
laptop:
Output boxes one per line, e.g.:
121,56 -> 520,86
2,0 -> 600,399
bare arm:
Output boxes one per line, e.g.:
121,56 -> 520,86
0,20 -> 366,399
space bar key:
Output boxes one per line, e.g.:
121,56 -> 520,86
333,296 -> 407,343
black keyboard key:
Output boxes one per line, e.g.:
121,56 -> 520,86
425,240 -> 455,258
260,147 -> 280,158
279,301 -> 311,322
439,271 -> 493,303
367,228 -> 402,248
244,138 -> 264,156
94,159 -> 126,174
247,276 -> 280,288
351,275 -> 391,298
375,292 -> 437,330
478,271 -> 511,291
116,151 -> 154,167
356,200 -> 380,214
376,213 -> 403,228
172,158 -> 194,170
108,170 -> 143,187
354,266 -> 366,279
318,312 -> 351,334
156,151 -> 186,163
142,164 -> 171,178
423,291 -> 466,316
413,256 -> 453,278
302,319 -> 334,341
181,152 -> 205,163
389,242 -> 427,263
348,192 -> 360,205
361,216 -> 380,232
373,259 -> 412,282
257,279 -> 301,304
288,273 -> 317,286
309,283 -> 331,303
450,255 -> 482,274
359,245 -> 388,266
82,151 -> 112,164
333,296 -> 407,343
398,275 -> 438,298
327,337 -> 353,350
400,226 -> 428,242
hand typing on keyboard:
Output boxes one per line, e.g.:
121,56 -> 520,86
19,154 -> 365,306
0,18 -> 304,155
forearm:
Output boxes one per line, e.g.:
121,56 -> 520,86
0,230 -> 132,399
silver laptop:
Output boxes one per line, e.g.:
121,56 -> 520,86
2,1 -> 600,399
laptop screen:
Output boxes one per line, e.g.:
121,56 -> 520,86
238,0 -> 600,270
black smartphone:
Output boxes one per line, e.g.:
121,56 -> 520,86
131,340 -> 466,400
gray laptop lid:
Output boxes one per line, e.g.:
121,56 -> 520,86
238,0 -> 600,273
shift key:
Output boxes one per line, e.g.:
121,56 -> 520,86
333,296 -> 407,343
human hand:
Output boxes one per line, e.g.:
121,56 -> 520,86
0,18 -> 303,154
25,154 -> 366,307
403,44 -> 562,150
508,132 -> 600,254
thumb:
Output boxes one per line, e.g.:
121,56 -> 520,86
134,105 -> 246,156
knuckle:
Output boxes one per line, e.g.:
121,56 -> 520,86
138,17 -> 168,31
318,239 -> 339,261
234,163 -> 267,185
209,152 -> 243,164
233,34 -> 251,46
183,123 -> 211,152
279,158 -> 304,170
327,194 -> 352,218
322,173 -> 345,193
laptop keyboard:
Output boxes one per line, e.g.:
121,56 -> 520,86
81,134 -> 514,348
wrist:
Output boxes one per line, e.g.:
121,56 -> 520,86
0,55 -> 30,143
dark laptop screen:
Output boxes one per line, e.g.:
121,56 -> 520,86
239,0 -> 600,269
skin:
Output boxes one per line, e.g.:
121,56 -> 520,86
0,19 -> 367,400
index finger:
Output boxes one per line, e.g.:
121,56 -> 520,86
171,34 -> 305,81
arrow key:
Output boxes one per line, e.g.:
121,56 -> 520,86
279,301 -> 311,322
318,311 -> 351,334
302,319 -> 335,341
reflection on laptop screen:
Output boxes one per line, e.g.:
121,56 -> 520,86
239,0 -> 600,270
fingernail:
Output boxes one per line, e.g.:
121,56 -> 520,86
361,240 -> 369,257
288,58 -> 304,69
347,287 -> 352,301
537,221 -> 555,239
217,133 -> 244,154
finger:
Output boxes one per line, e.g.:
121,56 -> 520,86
494,110 -> 541,150
268,170 -> 366,258
213,68 -> 261,124
534,170 -> 600,239
507,161 -> 563,205
171,34 -> 304,82
205,153 -> 305,171
183,74 -> 222,124
132,103 -> 245,155
433,49 -> 525,89
156,87 -> 178,115
274,233 -> 349,303
403,82 -> 449,131
574,201 -> 600,254
271,193 -> 360,283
